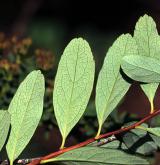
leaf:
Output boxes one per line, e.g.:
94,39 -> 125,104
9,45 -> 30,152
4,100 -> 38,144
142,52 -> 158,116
95,34 -> 138,137
53,38 -> 95,148
134,14 -> 160,112
100,140 -> 121,149
136,125 -> 160,147
138,127 -> 160,137
63,162 -> 107,165
122,127 -> 157,155
150,134 -> 160,147
6,70 -> 45,165
121,55 -> 160,83
100,140 -> 128,150
42,147 -> 149,164
0,110 -> 10,151
134,14 -> 159,58
140,83 -> 158,113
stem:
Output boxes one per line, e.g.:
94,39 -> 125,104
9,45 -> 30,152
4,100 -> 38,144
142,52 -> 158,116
150,99 -> 154,114
95,124 -> 102,139
10,161 -> 13,165
0,158 -> 41,165
26,109 -> 160,165
60,137 -> 65,149
92,135 -> 117,147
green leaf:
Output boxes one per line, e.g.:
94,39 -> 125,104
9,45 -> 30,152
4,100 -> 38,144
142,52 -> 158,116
134,14 -> 159,58
95,34 -> 137,137
100,140 -> 128,150
150,134 -> 160,147
100,140 -> 121,149
6,70 -> 45,165
136,126 -> 160,147
63,161 -> 130,165
140,83 -> 158,113
0,110 -> 10,151
42,147 -> 149,164
63,162 -> 106,165
137,126 -> 160,137
53,38 -> 95,148
121,55 -> 160,83
134,14 -> 160,112
122,126 -> 157,155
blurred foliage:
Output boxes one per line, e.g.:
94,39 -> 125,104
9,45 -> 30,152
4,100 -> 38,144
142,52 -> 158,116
0,32 -> 56,129
27,21 -> 67,55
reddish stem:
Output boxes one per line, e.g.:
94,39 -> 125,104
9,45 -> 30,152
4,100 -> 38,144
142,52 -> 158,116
28,109 -> 160,165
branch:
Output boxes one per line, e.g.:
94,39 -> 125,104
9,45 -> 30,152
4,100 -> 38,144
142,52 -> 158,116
0,137 -> 116,165
91,135 -> 117,147
28,109 -> 160,165
0,158 -> 41,165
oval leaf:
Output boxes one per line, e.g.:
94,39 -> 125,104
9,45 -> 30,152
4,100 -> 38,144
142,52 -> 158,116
42,147 -> 149,165
0,110 -> 10,151
6,70 -> 45,164
53,38 -> 95,148
95,34 -> 138,137
121,55 -> 160,83
134,14 -> 159,58
134,14 -> 160,112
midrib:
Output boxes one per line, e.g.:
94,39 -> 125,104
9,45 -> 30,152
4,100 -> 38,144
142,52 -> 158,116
63,43 -> 80,136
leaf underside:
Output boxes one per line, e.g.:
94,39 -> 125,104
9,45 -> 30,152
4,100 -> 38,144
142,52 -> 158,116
53,38 -> 95,146
45,147 -> 149,164
134,14 -> 160,106
0,110 -> 10,151
121,55 -> 160,83
96,34 -> 138,134
6,70 -> 45,163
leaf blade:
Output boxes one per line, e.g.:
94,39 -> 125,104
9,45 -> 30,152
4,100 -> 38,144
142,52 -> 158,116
123,125 -> 157,155
133,14 -> 160,111
138,126 -> 160,137
53,38 -> 95,148
6,70 -> 45,164
0,110 -> 10,151
95,34 -> 138,137
42,147 -> 149,165
121,55 -> 160,83
141,83 -> 158,112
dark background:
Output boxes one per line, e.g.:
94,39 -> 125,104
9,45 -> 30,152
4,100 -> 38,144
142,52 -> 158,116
1,0 -> 160,53
1,0 -> 160,34
1,0 -> 160,160
1,0 -> 160,74
1,0 -> 160,64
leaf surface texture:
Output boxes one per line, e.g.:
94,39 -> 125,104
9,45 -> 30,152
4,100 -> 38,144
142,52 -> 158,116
53,38 -> 95,146
6,70 -> 45,163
